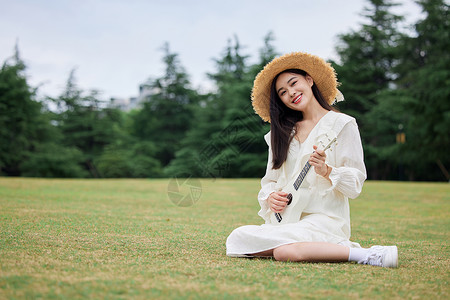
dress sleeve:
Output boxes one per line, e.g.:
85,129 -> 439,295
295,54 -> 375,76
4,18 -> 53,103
257,133 -> 281,222
327,120 -> 367,199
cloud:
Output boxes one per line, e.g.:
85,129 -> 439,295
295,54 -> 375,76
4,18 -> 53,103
0,0 -> 423,100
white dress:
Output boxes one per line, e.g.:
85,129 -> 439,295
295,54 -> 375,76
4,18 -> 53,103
226,111 -> 367,257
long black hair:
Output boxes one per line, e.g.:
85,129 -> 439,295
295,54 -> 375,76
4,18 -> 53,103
269,69 -> 336,169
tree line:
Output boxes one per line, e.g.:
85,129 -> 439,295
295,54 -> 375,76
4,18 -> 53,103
0,0 -> 448,181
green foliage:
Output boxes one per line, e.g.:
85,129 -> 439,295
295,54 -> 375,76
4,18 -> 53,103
166,35 -> 271,179
21,143 -> 87,178
133,43 -> 199,167
0,47 -> 41,175
393,0 -> 450,180
359,0 -> 450,181
250,31 -> 278,76
96,142 -> 162,178
331,0 -> 449,181
330,0 -> 405,180
52,71 -> 129,177
332,0 -> 404,120
0,3 -> 448,181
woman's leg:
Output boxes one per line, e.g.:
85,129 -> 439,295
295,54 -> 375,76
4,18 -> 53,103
249,242 -> 348,261
272,242 -> 349,262
251,249 -> 274,257
249,242 -> 398,267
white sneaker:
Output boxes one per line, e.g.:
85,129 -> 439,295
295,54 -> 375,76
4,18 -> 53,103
358,246 -> 398,268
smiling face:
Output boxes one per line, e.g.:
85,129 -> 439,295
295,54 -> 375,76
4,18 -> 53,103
275,72 -> 315,112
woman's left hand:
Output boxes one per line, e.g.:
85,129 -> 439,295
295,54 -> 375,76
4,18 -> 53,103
309,145 -> 330,178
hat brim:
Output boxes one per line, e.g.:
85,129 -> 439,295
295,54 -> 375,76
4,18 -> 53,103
251,52 -> 338,122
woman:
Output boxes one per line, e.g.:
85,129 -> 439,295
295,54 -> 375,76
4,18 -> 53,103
226,52 -> 398,267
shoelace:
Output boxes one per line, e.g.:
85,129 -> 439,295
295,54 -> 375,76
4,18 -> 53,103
359,248 -> 384,266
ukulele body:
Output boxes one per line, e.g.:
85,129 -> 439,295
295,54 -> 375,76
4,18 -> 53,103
268,132 -> 337,225
269,184 -> 313,225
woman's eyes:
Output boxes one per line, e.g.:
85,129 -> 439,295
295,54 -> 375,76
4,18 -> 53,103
279,81 -> 297,96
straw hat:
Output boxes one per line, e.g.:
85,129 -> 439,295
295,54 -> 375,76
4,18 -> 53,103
251,52 -> 339,122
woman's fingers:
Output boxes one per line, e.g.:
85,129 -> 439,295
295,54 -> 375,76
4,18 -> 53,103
268,192 -> 289,213
310,146 -> 328,177
273,192 -> 288,201
311,150 -> 326,160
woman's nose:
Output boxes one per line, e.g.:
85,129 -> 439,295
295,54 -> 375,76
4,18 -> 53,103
289,89 -> 296,97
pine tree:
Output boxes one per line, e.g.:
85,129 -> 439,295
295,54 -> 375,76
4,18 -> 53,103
166,35 -> 275,178
164,37 -> 248,178
331,0 -> 404,179
0,45 -> 43,175
394,0 -> 450,180
249,31 -> 278,77
133,43 -> 198,168
0,45 -> 87,177
53,70 -> 125,177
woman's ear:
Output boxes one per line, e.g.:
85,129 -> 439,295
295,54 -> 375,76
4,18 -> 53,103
305,74 -> 314,87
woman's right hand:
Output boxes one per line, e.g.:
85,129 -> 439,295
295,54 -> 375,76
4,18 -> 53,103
267,191 -> 289,213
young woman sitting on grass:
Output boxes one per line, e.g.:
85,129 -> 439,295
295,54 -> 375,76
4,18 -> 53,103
226,52 -> 398,268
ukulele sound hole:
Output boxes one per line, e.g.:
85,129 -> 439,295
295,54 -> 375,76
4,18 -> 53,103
287,193 -> 293,205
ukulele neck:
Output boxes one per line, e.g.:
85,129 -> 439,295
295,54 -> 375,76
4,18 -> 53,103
293,162 -> 311,190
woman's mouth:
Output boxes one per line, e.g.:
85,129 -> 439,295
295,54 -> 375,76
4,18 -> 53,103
292,94 -> 302,104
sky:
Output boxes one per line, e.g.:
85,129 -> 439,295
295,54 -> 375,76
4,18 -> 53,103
0,0 -> 424,101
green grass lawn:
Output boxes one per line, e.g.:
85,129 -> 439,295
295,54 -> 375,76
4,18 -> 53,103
0,178 -> 449,299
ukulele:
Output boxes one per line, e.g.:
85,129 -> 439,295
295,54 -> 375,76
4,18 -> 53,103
269,132 -> 337,225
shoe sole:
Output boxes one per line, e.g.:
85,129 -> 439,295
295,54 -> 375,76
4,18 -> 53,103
383,246 -> 398,268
